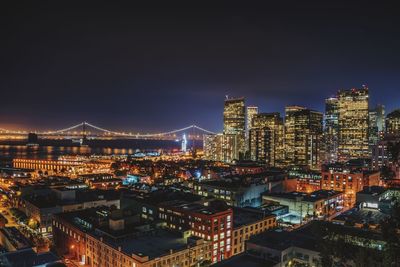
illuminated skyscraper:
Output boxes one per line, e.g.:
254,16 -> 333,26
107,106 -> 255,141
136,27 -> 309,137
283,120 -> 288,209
222,134 -> 239,163
203,133 -> 239,163
369,109 -> 378,146
285,106 -> 323,169
249,128 -> 272,164
324,97 -> 339,163
369,105 -> 385,147
386,109 -> 400,136
337,87 -> 369,161
376,104 -> 385,133
204,134 -> 224,161
249,112 -> 284,166
246,106 -> 258,133
223,97 -> 245,160
246,106 -> 258,154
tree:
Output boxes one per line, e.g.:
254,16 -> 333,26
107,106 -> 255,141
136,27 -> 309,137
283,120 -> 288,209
313,221 -> 385,267
381,202 -> 400,267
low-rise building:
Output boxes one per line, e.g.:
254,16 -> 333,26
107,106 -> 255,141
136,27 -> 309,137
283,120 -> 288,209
191,179 -> 268,207
21,187 -> 120,235
187,170 -> 289,208
0,249 -> 60,267
78,173 -> 122,189
262,190 -> 344,224
123,189 -> 233,263
246,221 -> 386,267
356,186 -> 400,213
213,253 -> 276,267
231,207 -> 276,256
247,225 -> 320,266
231,162 -> 266,175
158,200 -> 233,262
53,207 -> 212,267
0,227 -> 34,252
87,178 -> 122,189
288,168 -> 322,193
121,189 -> 205,222
321,164 -> 380,206
12,157 -> 111,176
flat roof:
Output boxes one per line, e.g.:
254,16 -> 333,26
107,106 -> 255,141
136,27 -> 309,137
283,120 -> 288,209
233,207 -> 274,228
56,208 -> 201,260
124,189 -> 202,206
263,190 -> 342,202
0,249 -> 60,267
260,204 -> 288,212
160,199 -> 230,216
24,189 -> 120,209
0,227 -> 33,250
199,177 -> 268,190
213,254 -> 275,267
357,186 -> 387,195
248,223 -> 319,251
332,208 -> 389,225
102,229 -> 192,259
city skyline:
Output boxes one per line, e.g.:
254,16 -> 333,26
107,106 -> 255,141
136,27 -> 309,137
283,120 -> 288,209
2,2 -> 400,131
0,86 -> 396,133
1,3 -> 400,266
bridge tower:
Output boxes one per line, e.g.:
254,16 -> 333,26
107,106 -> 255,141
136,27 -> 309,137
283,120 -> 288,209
82,121 -> 87,144
191,125 -> 197,158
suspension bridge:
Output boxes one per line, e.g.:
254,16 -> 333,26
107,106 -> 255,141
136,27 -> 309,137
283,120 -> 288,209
0,122 -> 216,141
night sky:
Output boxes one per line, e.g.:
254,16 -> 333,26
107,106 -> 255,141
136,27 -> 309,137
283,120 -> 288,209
1,2 -> 400,132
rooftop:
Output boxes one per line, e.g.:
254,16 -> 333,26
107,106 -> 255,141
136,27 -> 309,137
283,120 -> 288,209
24,189 -> 120,209
0,249 -> 60,267
248,223 -> 319,251
357,186 -> 387,196
160,199 -> 231,216
123,189 -> 203,206
231,161 -> 266,168
322,160 -> 373,173
213,254 -> 276,267
55,208 -> 203,260
199,176 -> 267,190
332,208 -> 389,226
232,207 -> 275,228
263,190 -> 342,202
259,204 -> 288,213
0,227 -> 33,251
103,229 -> 195,259
79,173 -> 114,178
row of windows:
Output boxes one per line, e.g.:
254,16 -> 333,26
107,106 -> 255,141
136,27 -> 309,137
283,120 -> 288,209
233,218 -> 275,237
53,220 -> 82,241
150,244 -> 211,267
86,239 -> 135,266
